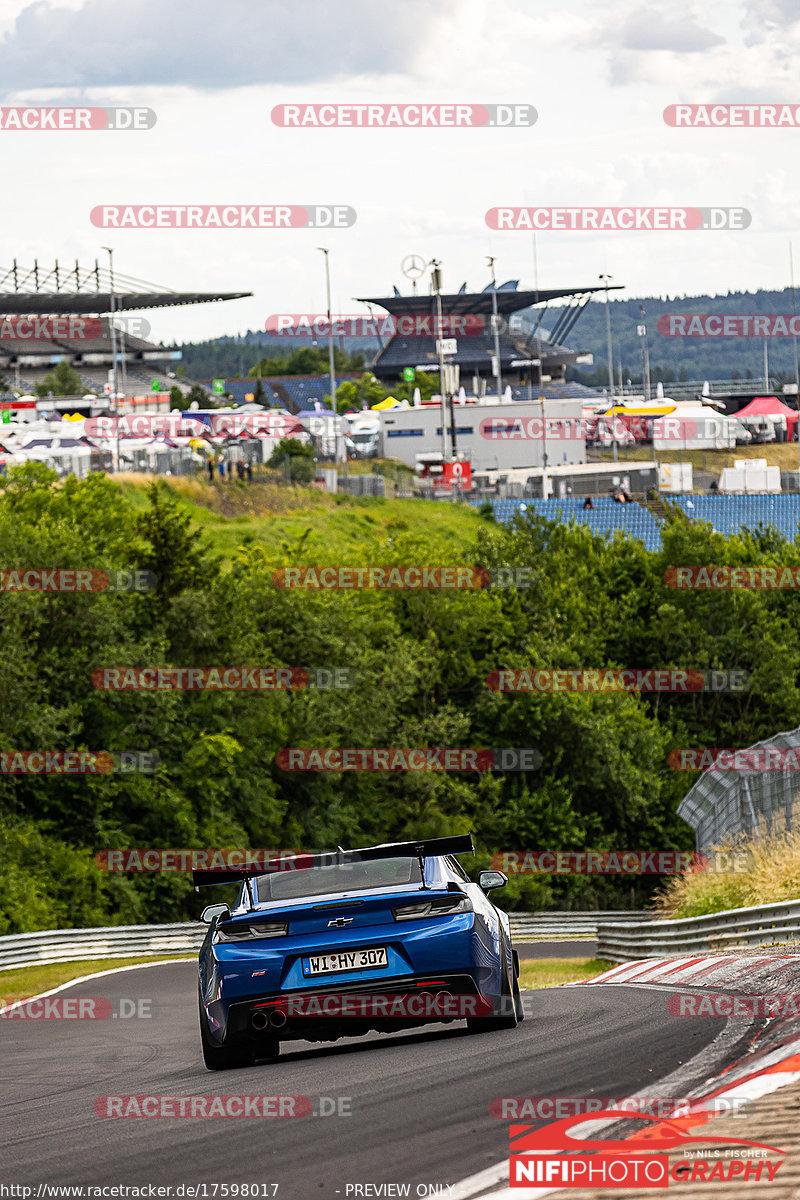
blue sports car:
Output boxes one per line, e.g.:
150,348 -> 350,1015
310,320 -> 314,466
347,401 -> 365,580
195,835 -> 523,1069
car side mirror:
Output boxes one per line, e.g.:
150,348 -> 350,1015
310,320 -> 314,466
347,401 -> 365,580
478,870 -> 508,893
201,903 -> 231,924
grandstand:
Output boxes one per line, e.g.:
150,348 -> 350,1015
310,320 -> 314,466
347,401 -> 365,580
673,494 -> 800,540
480,496 -> 664,551
356,283 -> 622,390
203,374 -> 363,412
0,260 -> 251,396
478,492 -> 800,551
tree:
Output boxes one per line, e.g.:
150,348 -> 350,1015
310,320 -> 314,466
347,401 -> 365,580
334,374 -> 387,412
266,437 -> 316,483
34,360 -> 84,397
249,347 -> 367,378
185,384 -> 211,408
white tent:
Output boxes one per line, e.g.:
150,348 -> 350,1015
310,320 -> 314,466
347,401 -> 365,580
652,405 -> 738,451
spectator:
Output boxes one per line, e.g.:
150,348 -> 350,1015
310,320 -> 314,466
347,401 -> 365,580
205,459 -> 213,483
236,460 -> 245,481
583,497 -> 594,510
245,462 -> 253,483
219,460 -> 225,480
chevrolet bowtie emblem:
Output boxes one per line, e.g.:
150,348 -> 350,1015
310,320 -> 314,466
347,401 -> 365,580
328,917 -> 354,928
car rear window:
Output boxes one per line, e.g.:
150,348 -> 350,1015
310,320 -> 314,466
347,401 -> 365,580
256,856 -> 421,902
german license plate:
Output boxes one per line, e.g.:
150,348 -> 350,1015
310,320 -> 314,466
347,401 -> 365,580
302,947 -> 388,976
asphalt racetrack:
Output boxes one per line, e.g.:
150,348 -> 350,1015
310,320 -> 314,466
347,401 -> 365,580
3,961 -> 754,1196
3,960 -> 762,1195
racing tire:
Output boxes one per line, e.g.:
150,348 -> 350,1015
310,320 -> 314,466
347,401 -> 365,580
199,996 -> 256,1071
511,948 -> 525,1021
466,946 -> 519,1033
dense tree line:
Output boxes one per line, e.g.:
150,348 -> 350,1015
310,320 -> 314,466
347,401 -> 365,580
178,288 -> 800,386
1,465 -> 798,932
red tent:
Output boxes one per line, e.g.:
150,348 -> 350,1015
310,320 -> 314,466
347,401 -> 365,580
736,396 -> 798,439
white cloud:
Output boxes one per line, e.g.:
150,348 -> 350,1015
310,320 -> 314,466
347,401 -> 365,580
617,7 -> 725,51
0,0 -> 452,92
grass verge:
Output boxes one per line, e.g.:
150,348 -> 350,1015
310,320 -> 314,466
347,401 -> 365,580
115,475 -> 482,564
0,955 -> 193,1004
518,957 -> 611,989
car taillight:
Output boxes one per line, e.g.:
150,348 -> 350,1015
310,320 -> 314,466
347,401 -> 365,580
392,895 -> 473,921
214,922 -> 288,943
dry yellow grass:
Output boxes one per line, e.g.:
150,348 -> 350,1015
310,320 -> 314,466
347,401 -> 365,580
654,832 -> 800,918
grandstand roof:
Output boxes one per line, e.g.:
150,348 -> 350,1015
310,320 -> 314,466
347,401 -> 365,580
355,285 -> 623,317
0,261 -> 251,314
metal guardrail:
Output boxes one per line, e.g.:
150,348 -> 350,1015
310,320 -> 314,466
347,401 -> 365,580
0,922 -> 206,972
0,912 -> 650,971
596,900 -> 800,963
508,911 -> 648,940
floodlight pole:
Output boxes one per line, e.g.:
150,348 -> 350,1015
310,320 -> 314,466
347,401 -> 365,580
431,260 -> 448,462
600,274 -> 616,462
487,256 -> 503,399
791,242 -> 800,472
102,246 -> 119,472
318,247 -> 343,472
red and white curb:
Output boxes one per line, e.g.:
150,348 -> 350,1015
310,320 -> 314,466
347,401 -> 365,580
453,955 -> 800,1199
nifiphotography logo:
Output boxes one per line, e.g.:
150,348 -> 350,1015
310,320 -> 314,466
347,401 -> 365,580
508,1109 -> 784,1188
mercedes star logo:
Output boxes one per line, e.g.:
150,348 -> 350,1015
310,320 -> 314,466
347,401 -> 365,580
401,254 -> 426,279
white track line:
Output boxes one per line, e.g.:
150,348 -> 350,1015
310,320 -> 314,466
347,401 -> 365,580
0,957 -> 194,1016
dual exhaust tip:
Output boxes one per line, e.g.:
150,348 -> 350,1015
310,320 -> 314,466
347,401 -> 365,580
250,989 -> 454,1030
251,1008 -> 287,1031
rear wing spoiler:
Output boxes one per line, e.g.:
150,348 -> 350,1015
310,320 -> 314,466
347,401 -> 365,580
192,833 -> 475,890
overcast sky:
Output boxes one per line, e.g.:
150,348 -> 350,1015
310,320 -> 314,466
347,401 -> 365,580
0,0 -> 799,344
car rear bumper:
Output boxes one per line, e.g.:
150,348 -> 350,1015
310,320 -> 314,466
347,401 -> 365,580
207,970 -> 490,1045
